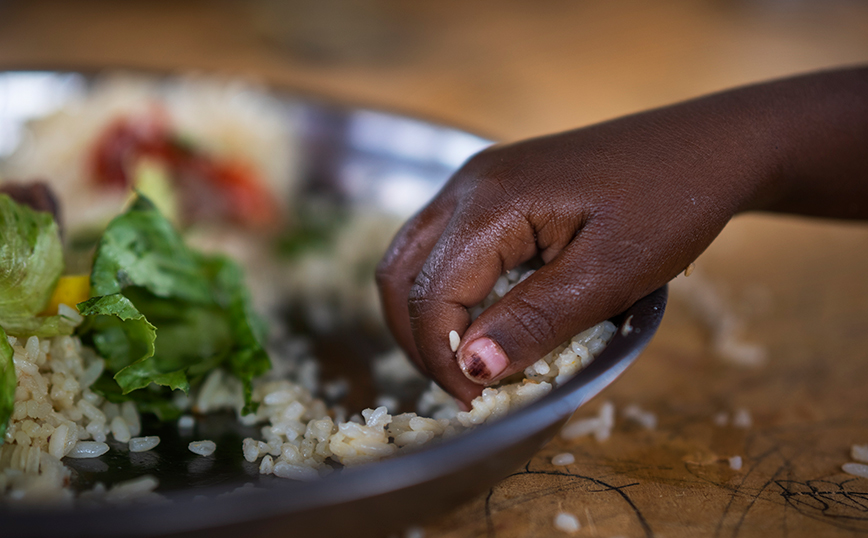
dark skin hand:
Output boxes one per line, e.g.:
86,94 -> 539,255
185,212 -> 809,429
376,66 -> 868,406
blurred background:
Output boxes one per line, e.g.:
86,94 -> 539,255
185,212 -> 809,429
1,0 -> 866,140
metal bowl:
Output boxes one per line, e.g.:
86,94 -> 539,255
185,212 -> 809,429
0,71 -> 666,538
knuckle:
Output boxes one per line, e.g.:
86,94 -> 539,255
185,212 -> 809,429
407,269 -> 436,315
502,297 -> 559,348
374,257 -> 397,287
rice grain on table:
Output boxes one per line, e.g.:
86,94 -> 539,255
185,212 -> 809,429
188,441 -> 217,456
852,444 -> 868,463
561,401 -> 615,442
129,437 -> 161,453
552,453 -> 575,466
66,441 -> 110,459
728,455 -> 743,471
554,512 -> 581,533
623,404 -> 657,430
842,463 -> 868,478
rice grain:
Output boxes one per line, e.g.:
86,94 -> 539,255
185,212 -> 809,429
66,441 -> 109,459
843,463 -> 868,478
851,444 -> 868,463
728,456 -> 743,471
552,453 -> 575,466
188,440 -> 217,456
449,331 -> 460,353
554,512 -> 581,533
129,437 -> 161,453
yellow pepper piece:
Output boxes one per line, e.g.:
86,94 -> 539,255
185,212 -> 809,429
42,275 -> 90,316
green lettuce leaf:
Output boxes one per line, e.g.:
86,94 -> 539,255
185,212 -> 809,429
82,194 -> 270,416
89,196 -> 212,303
90,374 -> 185,422
0,312 -> 78,338
205,256 -> 271,415
0,194 -> 70,338
75,293 -> 190,394
0,326 -> 14,443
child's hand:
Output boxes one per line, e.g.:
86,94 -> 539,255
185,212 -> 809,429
376,67 -> 868,405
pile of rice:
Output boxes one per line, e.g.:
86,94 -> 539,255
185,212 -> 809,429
0,327 -> 151,503
240,266 -> 617,477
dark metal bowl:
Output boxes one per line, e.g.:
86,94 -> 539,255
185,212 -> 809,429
0,71 -> 666,538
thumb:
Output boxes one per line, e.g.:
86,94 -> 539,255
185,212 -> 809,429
456,229 -> 657,385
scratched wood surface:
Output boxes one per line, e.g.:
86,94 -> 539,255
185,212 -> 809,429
1,1 -> 867,536
425,214 -> 868,537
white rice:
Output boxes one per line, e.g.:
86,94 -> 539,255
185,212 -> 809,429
110,416 -> 131,443
240,266 -> 617,478
670,270 -> 768,367
188,441 -> 217,457
129,437 -> 160,453
728,455 -> 743,471
623,404 -> 657,430
66,441 -> 110,459
851,444 -> 868,463
620,315 -> 634,336
372,349 -> 426,386
281,210 -> 404,330
561,401 -> 615,442
0,333 -> 147,501
449,330 -> 460,353
177,415 -> 195,430
842,463 -> 868,478
552,453 -> 575,466
553,512 -> 581,533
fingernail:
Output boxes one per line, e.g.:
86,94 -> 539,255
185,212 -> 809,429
458,338 -> 509,383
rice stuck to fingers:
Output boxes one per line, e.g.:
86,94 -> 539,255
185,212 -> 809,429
242,265 -> 617,478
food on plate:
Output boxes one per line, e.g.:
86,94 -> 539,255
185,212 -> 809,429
0,74 -> 617,504
0,191 -> 269,502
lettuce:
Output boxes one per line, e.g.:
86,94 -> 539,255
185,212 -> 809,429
0,194 -> 75,337
81,195 -> 270,415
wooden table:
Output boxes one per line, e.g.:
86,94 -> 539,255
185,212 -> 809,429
1,1 -> 867,535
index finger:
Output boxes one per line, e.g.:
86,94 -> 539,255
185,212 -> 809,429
407,203 -> 539,404
376,187 -> 458,377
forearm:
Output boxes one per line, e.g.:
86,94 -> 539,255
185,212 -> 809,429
704,66 -> 868,219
